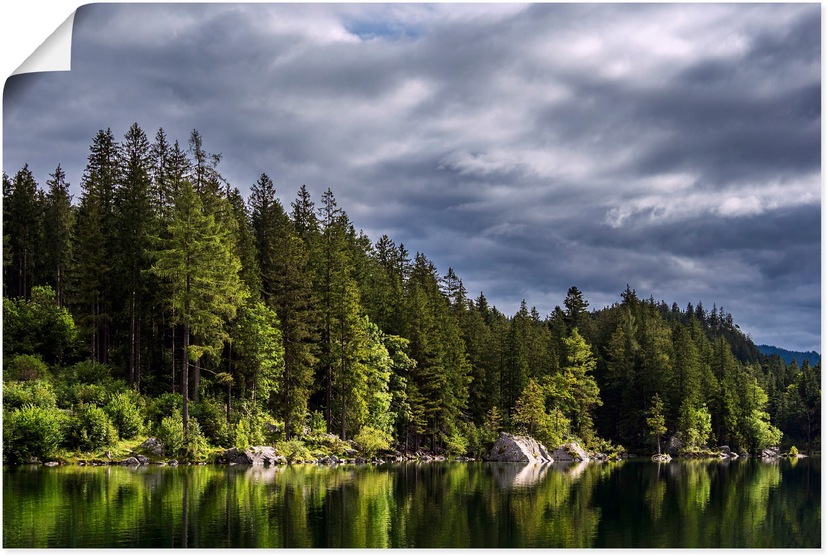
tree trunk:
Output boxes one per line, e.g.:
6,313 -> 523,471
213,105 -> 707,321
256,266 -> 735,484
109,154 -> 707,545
193,357 -> 201,402
182,322 -> 190,435
129,289 -> 136,386
171,324 -> 176,393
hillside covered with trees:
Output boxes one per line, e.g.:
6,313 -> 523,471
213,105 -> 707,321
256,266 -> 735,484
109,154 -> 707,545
3,124 -> 821,464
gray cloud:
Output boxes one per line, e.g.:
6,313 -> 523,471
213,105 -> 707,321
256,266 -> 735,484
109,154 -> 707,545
3,3 -> 820,351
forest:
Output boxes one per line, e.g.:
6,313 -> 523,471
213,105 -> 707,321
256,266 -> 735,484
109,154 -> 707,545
2,123 -> 821,464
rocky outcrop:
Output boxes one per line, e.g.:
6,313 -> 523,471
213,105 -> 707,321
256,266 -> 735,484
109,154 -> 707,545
486,432 -> 553,463
667,434 -> 684,456
121,456 -> 140,466
761,447 -> 781,459
224,446 -> 287,466
139,437 -> 165,457
550,442 -> 589,462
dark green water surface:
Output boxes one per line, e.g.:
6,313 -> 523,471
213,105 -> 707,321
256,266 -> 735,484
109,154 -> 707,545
3,458 -> 820,548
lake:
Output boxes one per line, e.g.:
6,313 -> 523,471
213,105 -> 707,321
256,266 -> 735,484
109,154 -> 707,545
3,458 -> 820,548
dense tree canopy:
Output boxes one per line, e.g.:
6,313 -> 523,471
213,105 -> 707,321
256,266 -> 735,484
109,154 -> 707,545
3,124 -> 819,462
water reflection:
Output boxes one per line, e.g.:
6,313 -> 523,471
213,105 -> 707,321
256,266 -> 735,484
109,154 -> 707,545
3,458 -> 819,548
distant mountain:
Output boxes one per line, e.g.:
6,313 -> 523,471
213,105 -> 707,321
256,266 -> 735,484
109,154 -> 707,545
756,344 -> 820,366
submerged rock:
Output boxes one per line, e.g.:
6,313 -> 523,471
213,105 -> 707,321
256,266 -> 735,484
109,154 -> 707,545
485,432 -> 553,463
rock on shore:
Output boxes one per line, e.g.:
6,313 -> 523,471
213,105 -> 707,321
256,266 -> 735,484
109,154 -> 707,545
224,446 -> 287,466
485,433 -> 553,463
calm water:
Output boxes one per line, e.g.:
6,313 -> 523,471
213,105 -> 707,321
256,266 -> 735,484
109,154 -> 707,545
3,458 -> 820,548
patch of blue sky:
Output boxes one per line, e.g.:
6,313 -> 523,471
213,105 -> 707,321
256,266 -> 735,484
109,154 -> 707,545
344,19 -> 423,41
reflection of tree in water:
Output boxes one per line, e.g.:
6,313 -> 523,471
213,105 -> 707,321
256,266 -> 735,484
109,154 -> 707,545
1,459 -> 820,548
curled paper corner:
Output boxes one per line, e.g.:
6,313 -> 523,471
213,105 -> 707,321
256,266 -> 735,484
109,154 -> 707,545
12,11 -> 76,76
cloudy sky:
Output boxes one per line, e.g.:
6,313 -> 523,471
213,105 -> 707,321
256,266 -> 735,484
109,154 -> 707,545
2,3 -> 821,352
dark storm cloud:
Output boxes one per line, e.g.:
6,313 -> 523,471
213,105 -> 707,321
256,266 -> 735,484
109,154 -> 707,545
2,3 -> 820,351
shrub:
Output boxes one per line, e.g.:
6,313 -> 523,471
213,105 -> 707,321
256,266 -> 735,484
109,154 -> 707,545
3,405 -> 65,463
3,379 -> 58,410
156,411 -> 186,457
191,397 -> 229,446
304,433 -> 351,456
353,426 -> 392,458
183,421 -> 209,461
3,286 -> 76,364
275,439 -> 313,463
68,360 -> 114,385
308,410 -> 326,436
147,392 -> 184,428
230,420 -> 250,450
105,391 -> 144,439
5,354 -> 49,382
789,445 -> 800,456
444,428 -> 469,457
67,404 -> 116,452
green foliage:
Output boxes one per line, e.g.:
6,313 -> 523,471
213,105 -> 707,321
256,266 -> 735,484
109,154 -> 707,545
105,391 -> 144,439
3,405 -> 65,462
304,432 -> 352,456
184,420 -> 209,461
146,392 -> 184,428
308,410 -> 327,435
482,406 -> 503,445
3,286 -> 76,364
788,445 -> 799,456
5,354 -> 50,382
444,427 -> 468,457
67,404 -> 117,452
678,401 -> 713,448
275,439 -> 313,463
156,410 -> 186,457
646,393 -> 667,453
67,360 -> 115,385
191,397 -> 230,446
353,426 -> 392,457
3,379 -> 57,410
58,382 -> 111,408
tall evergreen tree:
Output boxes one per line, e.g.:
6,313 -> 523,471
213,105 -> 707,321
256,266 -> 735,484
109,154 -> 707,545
150,181 -> 245,433
42,164 -> 74,308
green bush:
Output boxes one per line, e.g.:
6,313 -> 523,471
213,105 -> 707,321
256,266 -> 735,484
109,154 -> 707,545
789,445 -> 800,456
3,379 -> 58,410
147,392 -> 184,428
105,391 -> 144,439
183,420 -> 209,461
68,360 -> 114,385
3,405 -> 65,463
5,354 -> 49,382
72,383 -> 111,407
67,404 -> 116,452
304,433 -> 352,456
191,397 -> 229,446
230,413 -> 263,448
156,410 -> 186,457
275,439 -> 313,463
353,426 -> 392,458
444,428 -> 469,457
308,410 -> 326,435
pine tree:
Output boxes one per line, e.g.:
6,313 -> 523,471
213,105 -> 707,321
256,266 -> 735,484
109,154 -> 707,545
5,165 -> 44,300
150,181 -> 245,433
42,165 -> 74,308
114,123 -> 156,389
251,175 -> 317,439
72,129 -> 119,363
646,393 -> 667,454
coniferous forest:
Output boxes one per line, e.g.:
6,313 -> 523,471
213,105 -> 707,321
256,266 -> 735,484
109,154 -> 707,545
2,124 -> 821,464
